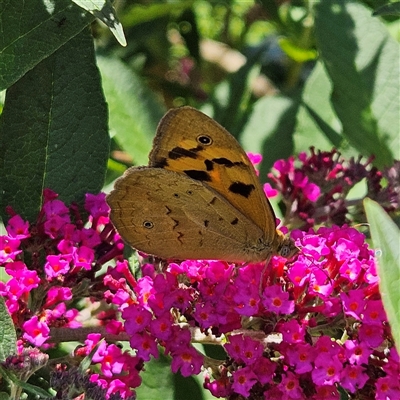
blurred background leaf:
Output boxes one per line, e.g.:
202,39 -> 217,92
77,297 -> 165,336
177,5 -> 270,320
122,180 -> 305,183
314,0 -> 400,168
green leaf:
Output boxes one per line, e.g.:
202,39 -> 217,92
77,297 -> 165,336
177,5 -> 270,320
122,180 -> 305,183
208,51 -> 262,138
295,61 -> 346,153
0,365 -> 50,398
0,30 -> 109,223
373,2 -> 400,16
135,350 -> 211,400
97,56 -> 165,166
0,297 -> 16,362
240,94 -> 300,180
278,37 -> 318,62
0,392 -> 10,400
72,0 -> 126,46
0,0 -> 93,90
135,352 -> 174,400
173,372 -> 209,400
122,1 -> 193,27
314,0 -> 400,168
364,198 -> 400,354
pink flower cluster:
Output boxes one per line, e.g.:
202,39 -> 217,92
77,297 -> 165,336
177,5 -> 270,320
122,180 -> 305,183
0,189 -> 139,398
106,223 -> 399,399
267,148 -> 400,229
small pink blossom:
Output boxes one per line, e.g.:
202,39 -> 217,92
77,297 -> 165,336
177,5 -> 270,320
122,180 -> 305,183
264,182 -> 279,198
171,346 -> 203,377
278,371 -> 303,399
279,320 -> 305,344
85,192 -> 110,219
0,236 -> 21,262
44,255 -> 70,278
6,215 -> 30,239
129,332 -> 158,361
262,285 -> 295,314
72,245 -> 94,270
231,366 -> 258,398
23,316 -> 50,347
340,364 -> 369,393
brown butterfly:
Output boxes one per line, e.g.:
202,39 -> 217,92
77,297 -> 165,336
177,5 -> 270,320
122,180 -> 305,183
107,107 -> 298,264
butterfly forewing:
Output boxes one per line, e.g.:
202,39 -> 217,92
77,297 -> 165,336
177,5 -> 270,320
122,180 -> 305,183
149,107 -> 277,243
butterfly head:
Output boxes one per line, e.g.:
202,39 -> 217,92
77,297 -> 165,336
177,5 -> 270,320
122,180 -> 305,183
275,231 -> 299,259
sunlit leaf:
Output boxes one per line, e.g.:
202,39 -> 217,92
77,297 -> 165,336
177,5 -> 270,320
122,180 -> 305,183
364,198 -> 400,353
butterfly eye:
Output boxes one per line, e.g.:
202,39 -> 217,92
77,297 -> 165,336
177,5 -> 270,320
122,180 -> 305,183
173,193 -> 180,198
280,245 -> 291,258
186,190 -> 193,195
143,221 -> 154,229
197,135 -> 213,145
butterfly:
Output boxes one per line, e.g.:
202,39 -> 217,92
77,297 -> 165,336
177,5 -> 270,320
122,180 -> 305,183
107,107 -> 298,264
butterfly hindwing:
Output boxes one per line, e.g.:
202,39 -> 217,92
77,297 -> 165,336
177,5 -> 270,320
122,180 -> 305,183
108,167 -> 272,262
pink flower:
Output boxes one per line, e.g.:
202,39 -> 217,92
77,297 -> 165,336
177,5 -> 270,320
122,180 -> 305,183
313,385 -> 340,400
247,152 -> 262,166
150,314 -> 173,340
171,346 -> 203,377
231,366 -> 258,397
123,304 -> 153,334
129,332 -> 158,361
340,364 -> 369,393
204,373 -> 232,397
277,371 -> 303,399
99,344 -> 125,377
309,269 -> 334,298
284,343 -> 316,374
252,357 -> 275,385
6,215 -> 30,239
278,320 -> 305,344
314,336 -> 343,358
4,260 -> 26,278
224,335 -> 263,366
193,302 -> 218,329
85,333 -> 103,356
344,340 -> 371,365
20,270 -> 40,291
303,181 -> 320,201
312,355 -> 343,385
262,284 -> 295,314
85,192 -> 110,219
334,238 -> 360,261
264,182 -> 279,198
358,323 -> 384,348
0,236 -> 21,262
375,376 -> 400,400
362,300 -> 387,325
44,255 -> 70,278
72,245 -> 94,270
340,290 -> 366,320
46,287 -> 73,306
339,259 -> 361,282
42,199 -> 69,219
23,316 -> 50,347
44,215 -> 68,238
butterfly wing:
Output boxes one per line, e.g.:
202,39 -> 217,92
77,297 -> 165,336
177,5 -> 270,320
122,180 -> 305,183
107,167 -> 272,263
149,107 -> 277,244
